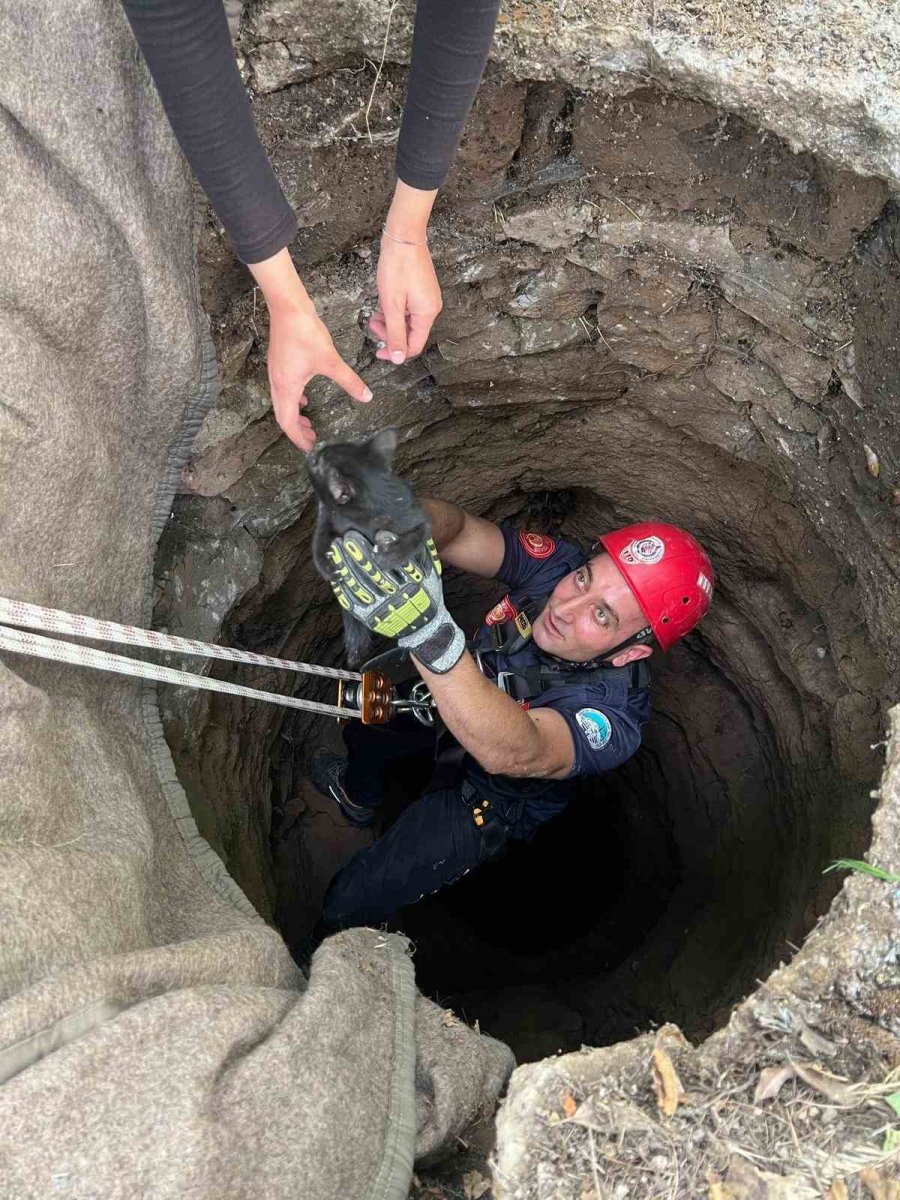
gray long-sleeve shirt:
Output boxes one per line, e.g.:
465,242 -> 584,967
120,0 -> 500,263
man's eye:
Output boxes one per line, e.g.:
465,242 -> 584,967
595,607 -> 608,625
576,570 -> 586,587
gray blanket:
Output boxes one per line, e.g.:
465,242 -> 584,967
0,3 -> 512,1196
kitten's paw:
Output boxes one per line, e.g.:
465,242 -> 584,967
373,530 -> 404,566
373,530 -> 399,552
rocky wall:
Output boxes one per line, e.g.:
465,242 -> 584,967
152,0 -> 900,1191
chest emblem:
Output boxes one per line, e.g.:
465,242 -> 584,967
575,708 -> 613,751
486,595 -> 518,626
519,531 -> 557,559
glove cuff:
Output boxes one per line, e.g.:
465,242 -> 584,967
400,618 -> 465,674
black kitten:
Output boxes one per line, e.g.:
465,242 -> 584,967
306,428 -> 431,667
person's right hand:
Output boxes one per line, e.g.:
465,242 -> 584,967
266,300 -> 372,452
248,247 -> 372,453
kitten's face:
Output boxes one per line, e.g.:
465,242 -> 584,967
306,428 -> 398,510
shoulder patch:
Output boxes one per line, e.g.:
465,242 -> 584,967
575,708 -> 613,751
485,595 -> 518,626
519,531 -> 557,560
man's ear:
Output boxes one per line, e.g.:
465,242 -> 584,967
609,643 -> 653,668
326,467 -> 354,505
367,427 -> 398,467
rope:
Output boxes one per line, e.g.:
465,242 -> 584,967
0,596 -> 361,680
0,598 -> 362,719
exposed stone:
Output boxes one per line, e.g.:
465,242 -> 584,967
499,200 -> 597,251
705,352 -> 821,435
438,237 -> 543,286
222,437 -> 313,539
573,88 -> 890,261
154,496 -> 265,646
220,335 -> 255,387
598,256 -> 695,314
242,0 -> 416,66
504,260 -> 600,322
245,0 -> 900,186
595,305 -> 714,377
182,414 -> 282,498
436,315 -> 587,364
428,344 -> 631,406
247,41 -> 317,94
753,335 -> 834,404
191,374 -> 271,458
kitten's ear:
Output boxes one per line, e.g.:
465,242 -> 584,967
367,427 -> 398,467
326,467 -> 354,505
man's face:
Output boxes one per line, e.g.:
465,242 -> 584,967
532,552 -> 651,663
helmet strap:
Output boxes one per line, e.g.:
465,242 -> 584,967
597,624 -> 654,664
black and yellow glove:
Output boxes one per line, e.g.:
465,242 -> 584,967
327,531 -> 465,674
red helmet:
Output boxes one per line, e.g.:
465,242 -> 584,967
597,523 -> 714,652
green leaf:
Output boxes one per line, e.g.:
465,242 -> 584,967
886,1093 -> 900,1118
826,859 -> 900,885
883,1128 -> 900,1152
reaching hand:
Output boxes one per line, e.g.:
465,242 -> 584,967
327,531 -> 465,674
369,236 -> 442,365
248,247 -> 372,454
266,301 -> 373,453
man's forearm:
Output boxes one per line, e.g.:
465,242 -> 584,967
421,498 -> 466,551
413,651 -> 543,776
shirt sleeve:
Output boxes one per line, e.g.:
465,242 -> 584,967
534,688 -> 645,779
395,0 -> 501,191
496,524 -> 585,593
120,0 -> 298,264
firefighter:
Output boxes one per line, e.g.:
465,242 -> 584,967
311,499 -> 714,928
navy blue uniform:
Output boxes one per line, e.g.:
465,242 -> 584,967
323,526 -> 651,928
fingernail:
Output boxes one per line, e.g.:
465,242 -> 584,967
391,351 -> 405,365
361,387 -> 373,402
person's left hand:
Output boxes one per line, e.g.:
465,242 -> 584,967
369,238 -> 442,365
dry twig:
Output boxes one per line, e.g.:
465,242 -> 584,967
365,0 -> 399,143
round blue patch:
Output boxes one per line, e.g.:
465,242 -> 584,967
575,708 -> 612,751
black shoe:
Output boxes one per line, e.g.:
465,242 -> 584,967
309,749 -> 374,827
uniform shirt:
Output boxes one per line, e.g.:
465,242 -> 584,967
462,525 -> 651,837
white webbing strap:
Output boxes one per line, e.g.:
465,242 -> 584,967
0,597 -> 362,719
